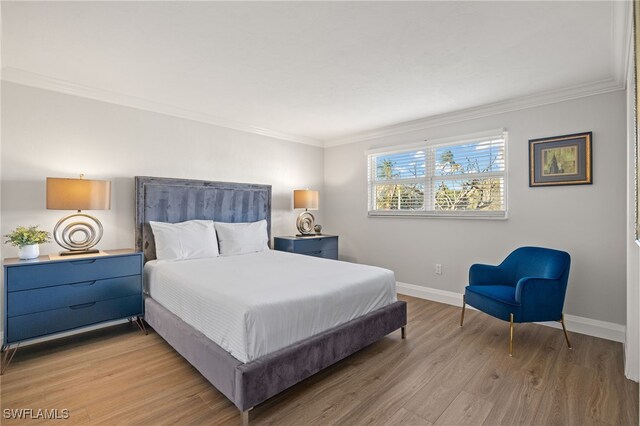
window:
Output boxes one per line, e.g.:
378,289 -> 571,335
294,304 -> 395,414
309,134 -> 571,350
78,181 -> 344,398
367,129 -> 507,218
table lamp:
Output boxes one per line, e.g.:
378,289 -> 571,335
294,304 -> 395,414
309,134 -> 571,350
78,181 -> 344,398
293,189 -> 318,236
46,175 -> 111,255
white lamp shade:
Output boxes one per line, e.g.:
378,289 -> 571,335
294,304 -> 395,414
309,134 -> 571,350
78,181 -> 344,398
293,189 -> 319,210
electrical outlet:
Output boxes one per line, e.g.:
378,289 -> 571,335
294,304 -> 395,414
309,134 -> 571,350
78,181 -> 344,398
435,264 -> 442,275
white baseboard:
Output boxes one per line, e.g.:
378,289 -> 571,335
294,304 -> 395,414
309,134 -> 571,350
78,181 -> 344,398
396,281 -> 626,343
397,281 -> 462,306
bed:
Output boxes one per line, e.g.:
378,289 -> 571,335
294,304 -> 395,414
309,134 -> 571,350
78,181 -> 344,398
135,176 -> 407,424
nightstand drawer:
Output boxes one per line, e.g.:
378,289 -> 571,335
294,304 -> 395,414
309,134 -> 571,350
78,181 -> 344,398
7,294 -> 143,343
274,235 -> 339,260
7,275 -> 142,317
293,237 -> 338,254
6,255 -> 142,292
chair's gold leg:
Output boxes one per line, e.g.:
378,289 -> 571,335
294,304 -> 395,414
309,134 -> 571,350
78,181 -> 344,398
460,295 -> 466,327
559,313 -> 572,349
509,313 -> 514,357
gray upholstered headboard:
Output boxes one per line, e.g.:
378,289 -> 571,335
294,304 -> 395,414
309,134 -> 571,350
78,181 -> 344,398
135,176 -> 272,262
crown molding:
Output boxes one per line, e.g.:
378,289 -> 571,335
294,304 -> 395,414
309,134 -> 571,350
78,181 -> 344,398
324,77 -> 625,147
611,0 -> 632,88
1,67 -> 324,148
3,66 -> 627,150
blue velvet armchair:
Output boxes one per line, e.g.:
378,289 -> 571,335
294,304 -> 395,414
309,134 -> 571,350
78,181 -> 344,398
460,246 -> 572,356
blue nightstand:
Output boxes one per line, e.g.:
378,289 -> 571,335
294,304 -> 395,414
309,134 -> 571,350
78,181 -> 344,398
274,235 -> 338,260
1,249 -> 144,374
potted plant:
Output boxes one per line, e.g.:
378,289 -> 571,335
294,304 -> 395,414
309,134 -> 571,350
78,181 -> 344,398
4,225 -> 51,260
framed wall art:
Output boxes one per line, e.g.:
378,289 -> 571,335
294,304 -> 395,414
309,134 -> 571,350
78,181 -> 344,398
529,132 -> 592,187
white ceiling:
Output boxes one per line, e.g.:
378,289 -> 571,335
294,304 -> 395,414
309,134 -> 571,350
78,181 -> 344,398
1,1 -> 629,145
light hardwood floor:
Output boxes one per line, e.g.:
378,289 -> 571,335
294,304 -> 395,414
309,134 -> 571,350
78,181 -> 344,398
1,295 -> 637,425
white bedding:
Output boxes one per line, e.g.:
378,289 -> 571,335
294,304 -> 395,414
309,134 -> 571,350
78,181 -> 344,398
144,250 -> 397,363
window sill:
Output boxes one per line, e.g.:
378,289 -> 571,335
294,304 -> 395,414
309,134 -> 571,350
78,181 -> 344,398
368,211 -> 508,220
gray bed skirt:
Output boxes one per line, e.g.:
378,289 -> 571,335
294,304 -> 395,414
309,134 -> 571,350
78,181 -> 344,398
144,296 -> 407,411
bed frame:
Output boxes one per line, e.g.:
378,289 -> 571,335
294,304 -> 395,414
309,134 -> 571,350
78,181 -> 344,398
135,176 -> 407,424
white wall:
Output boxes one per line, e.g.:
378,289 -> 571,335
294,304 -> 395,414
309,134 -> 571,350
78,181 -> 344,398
324,90 -> 627,326
1,82 -> 324,260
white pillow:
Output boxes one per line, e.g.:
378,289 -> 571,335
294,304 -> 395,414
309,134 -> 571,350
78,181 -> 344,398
149,220 -> 219,261
214,220 -> 269,256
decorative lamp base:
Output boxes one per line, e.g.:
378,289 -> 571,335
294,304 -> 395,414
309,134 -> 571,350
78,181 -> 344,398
53,212 -> 104,253
58,248 -> 101,256
296,211 -> 316,235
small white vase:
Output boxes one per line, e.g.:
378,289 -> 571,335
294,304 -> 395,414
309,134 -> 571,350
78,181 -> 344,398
18,244 -> 39,260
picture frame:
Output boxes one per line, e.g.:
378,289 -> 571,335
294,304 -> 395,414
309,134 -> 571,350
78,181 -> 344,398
529,132 -> 592,187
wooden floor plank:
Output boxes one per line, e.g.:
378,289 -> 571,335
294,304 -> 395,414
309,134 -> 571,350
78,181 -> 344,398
383,408 -> 433,426
532,361 -> 603,426
402,318 -> 503,423
0,295 -> 636,425
432,390 -> 494,426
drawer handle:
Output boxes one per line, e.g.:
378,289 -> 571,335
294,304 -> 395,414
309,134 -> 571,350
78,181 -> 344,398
70,259 -> 97,265
70,280 -> 97,287
69,302 -> 96,310
309,251 -> 322,255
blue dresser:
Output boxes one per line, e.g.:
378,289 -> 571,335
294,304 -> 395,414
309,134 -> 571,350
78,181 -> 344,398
2,250 -> 143,364
274,235 -> 338,260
